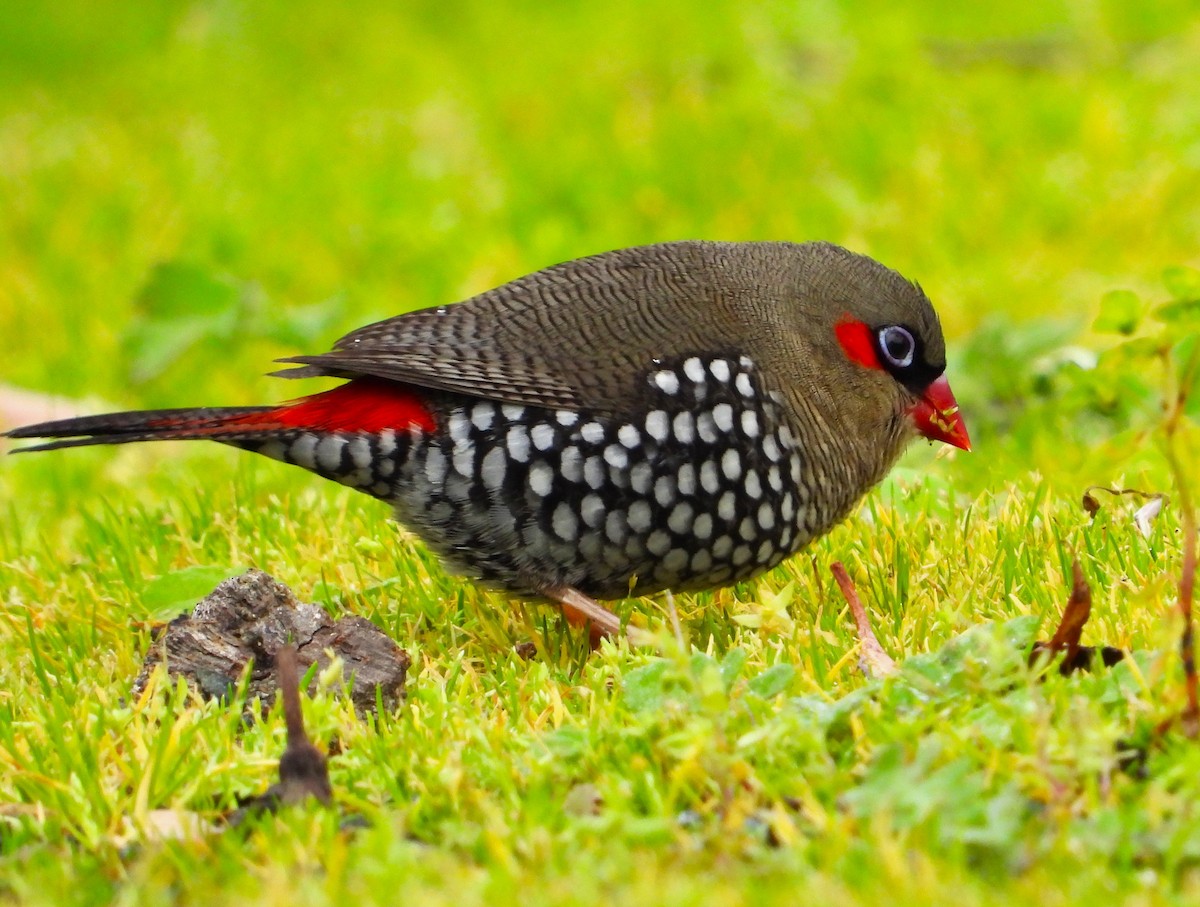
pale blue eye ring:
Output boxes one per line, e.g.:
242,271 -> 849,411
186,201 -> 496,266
878,325 -> 915,369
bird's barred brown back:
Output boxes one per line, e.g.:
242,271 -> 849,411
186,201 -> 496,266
274,241 -> 944,420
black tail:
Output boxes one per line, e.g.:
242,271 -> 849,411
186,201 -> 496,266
4,406 -> 280,453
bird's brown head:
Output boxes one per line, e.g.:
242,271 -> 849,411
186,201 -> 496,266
762,242 -> 970,475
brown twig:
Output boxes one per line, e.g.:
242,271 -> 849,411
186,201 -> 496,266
831,562 -> 897,679
1160,341 -> 1200,736
225,645 -> 334,826
274,645 -> 333,805
1081,485 -> 1167,518
1162,447 -> 1199,734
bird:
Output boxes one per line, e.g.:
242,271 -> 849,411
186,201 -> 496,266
5,241 -> 969,643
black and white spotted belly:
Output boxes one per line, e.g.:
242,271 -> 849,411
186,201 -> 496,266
403,355 -> 825,597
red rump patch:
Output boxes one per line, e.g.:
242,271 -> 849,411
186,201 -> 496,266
239,378 -> 436,434
834,316 -> 880,370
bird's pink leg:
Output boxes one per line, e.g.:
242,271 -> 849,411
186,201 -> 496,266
537,583 -> 630,649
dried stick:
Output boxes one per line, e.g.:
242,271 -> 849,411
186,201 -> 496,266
831,562 -> 897,679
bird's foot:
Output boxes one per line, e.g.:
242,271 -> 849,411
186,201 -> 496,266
538,583 -> 652,649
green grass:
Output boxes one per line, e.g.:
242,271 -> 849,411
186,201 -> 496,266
3,1 -> 1200,904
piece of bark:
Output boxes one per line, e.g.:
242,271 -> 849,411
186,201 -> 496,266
133,569 -> 410,714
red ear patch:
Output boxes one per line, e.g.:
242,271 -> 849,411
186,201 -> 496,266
835,316 -> 880,370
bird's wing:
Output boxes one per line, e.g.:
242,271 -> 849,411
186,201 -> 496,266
274,242 -> 767,416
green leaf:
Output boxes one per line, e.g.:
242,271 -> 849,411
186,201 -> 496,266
1095,335 -> 1162,368
1154,297 -> 1200,329
1164,265 -> 1200,301
689,654 -> 727,714
309,579 -> 344,607
542,727 -> 588,759
262,297 -> 345,348
689,652 -> 717,677
719,647 -> 747,691
122,262 -> 246,382
1175,334 -> 1200,418
139,565 -> 242,621
999,614 -> 1041,649
135,262 -> 242,320
622,660 -> 670,712
1094,290 -> 1143,335
747,663 -> 795,698
123,315 -> 230,383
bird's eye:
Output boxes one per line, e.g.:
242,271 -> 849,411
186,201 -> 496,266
877,325 -> 916,369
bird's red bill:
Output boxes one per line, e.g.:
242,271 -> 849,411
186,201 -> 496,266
909,375 -> 970,451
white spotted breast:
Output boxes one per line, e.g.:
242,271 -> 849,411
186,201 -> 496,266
380,354 -> 823,599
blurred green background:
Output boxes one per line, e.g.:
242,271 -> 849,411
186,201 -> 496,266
4,5 -> 1200,902
2,0 -> 1197,432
